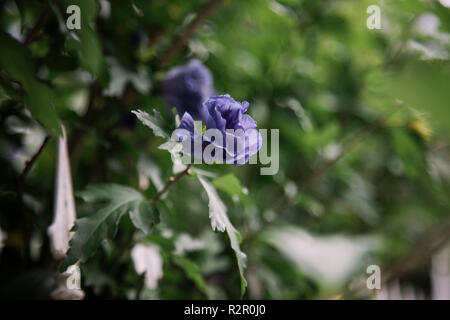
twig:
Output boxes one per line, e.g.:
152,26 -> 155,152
157,0 -> 223,68
109,164 -> 194,284
19,135 -> 51,180
17,135 -> 51,263
151,164 -> 194,203
347,217 -> 450,298
270,107 -> 402,218
382,218 -> 450,284
23,1 -> 56,47
298,107 -> 400,194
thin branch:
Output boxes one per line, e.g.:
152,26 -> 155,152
20,135 -> 51,180
70,0 -> 222,164
347,217 -> 450,298
16,134 -> 51,264
23,1 -> 56,47
382,218 -> 450,284
158,0 -> 223,68
150,164 -> 194,203
109,164 -> 194,281
298,107 -> 401,194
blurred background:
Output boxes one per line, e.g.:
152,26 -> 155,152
0,0 -> 449,299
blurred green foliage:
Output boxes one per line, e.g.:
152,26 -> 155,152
0,0 -> 449,299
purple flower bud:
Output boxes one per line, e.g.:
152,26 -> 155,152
176,95 -> 262,165
161,59 -> 214,120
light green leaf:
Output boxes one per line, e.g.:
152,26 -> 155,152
78,27 -> 104,77
133,109 -> 170,139
197,176 -> 247,298
172,255 -> 207,292
212,174 -> 247,199
61,184 -> 159,271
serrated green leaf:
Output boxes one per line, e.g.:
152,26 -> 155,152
212,174 -> 246,199
158,140 -> 188,174
172,255 -> 207,292
197,176 -> 247,298
129,201 -> 159,235
61,184 -> 158,271
133,109 -> 170,139
158,140 -> 182,153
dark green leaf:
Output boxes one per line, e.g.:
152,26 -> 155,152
61,184 -> 159,270
172,255 -> 207,292
78,27 -> 105,77
212,174 -> 246,199
0,32 -> 60,134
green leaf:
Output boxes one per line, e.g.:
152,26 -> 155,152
133,109 -> 170,139
158,140 -> 188,174
14,0 -> 26,33
0,32 -> 61,134
172,255 -> 207,293
61,184 -> 159,271
24,81 -> 61,135
78,27 -> 105,77
0,32 -> 34,84
386,60 -> 450,138
197,176 -> 247,298
129,201 -> 159,235
392,129 -> 426,180
212,174 -> 247,199
158,140 -> 182,153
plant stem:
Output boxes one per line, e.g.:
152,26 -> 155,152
19,135 -> 51,180
24,1 -> 58,46
150,164 -> 194,203
17,135 -> 51,263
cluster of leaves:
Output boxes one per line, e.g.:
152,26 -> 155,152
0,0 -> 449,299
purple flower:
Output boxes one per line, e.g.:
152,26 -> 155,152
161,59 -> 214,120
175,95 -> 262,165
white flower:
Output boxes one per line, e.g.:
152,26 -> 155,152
131,244 -> 163,290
